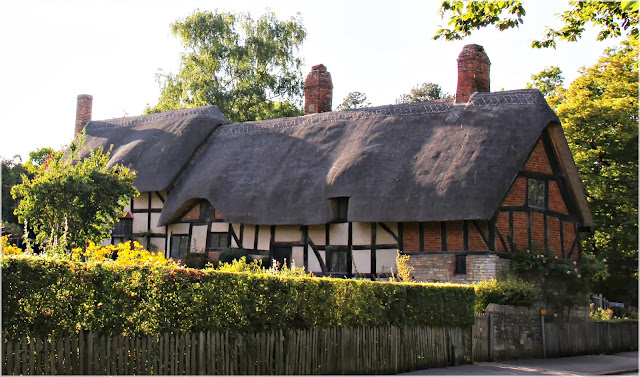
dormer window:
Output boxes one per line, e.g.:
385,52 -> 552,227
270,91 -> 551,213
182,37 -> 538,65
329,197 -> 349,223
528,179 -> 546,210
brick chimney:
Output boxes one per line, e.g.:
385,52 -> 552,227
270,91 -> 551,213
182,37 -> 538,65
75,94 -> 93,135
304,64 -> 333,114
455,44 -> 490,104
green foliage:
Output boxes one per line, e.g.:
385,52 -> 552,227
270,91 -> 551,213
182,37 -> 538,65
10,136 -> 138,250
146,10 -> 306,123
526,66 -> 564,99
589,306 -> 613,321
2,255 -> 475,339
2,156 -> 28,224
336,91 -> 371,110
473,278 -> 537,314
218,247 -> 254,264
396,82 -> 452,104
555,41 -> 638,303
510,249 -> 607,318
434,1 -> 638,48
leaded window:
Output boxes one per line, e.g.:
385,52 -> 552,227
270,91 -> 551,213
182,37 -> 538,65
528,179 -> 546,209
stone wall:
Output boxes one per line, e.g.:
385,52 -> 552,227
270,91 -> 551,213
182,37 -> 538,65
485,304 -> 544,360
409,253 -> 509,284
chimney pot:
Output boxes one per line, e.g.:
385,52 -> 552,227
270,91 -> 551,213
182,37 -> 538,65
455,44 -> 490,104
304,64 -> 333,114
75,94 -> 93,135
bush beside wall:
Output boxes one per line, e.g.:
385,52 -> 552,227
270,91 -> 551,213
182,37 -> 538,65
2,255 -> 475,339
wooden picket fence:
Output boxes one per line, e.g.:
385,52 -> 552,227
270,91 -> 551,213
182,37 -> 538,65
2,326 -> 471,375
545,320 -> 638,357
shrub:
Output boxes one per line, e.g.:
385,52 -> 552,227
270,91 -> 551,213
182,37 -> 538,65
218,247 -> 253,264
1,235 -> 22,255
2,254 -> 475,339
182,253 -> 208,269
473,278 -> 538,314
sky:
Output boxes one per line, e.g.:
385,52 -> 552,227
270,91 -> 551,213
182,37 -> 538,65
0,0 -> 625,160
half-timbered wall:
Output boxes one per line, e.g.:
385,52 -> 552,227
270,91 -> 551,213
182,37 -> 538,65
403,131 -> 583,284
112,191 -> 167,253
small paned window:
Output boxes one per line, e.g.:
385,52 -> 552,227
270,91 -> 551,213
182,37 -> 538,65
170,235 -> 189,259
326,246 -> 349,273
207,232 -> 229,250
528,179 -> 546,209
112,218 -> 133,238
455,255 -> 467,275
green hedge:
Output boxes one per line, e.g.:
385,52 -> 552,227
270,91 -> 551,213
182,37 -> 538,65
2,255 -> 475,339
473,279 -> 537,314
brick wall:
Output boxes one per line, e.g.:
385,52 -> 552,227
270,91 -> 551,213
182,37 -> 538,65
408,253 -> 509,284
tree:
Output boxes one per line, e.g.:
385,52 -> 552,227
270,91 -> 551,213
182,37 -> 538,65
396,82 -> 452,104
525,66 -> 564,99
11,137 -> 138,250
434,1 -> 638,48
146,10 -> 307,123
336,91 -> 371,110
530,41 -> 638,304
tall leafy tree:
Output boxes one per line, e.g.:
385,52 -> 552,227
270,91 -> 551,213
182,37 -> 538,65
11,137 -> 138,250
434,1 -> 638,48
396,82 -> 452,104
2,156 -> 27,225
528,42 -> 638,304
525,66 -> 564,99
146,10 -> 307,123
336,91 -> 371,110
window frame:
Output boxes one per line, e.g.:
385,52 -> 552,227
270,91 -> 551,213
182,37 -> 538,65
527,178 -> 546,210
112,218 -> 133,238
325,245 -> 350,274
170,234 -> 190,259
207,232 -> 230,251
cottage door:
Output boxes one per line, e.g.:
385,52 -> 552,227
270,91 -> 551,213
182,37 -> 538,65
271,244 -> 292,268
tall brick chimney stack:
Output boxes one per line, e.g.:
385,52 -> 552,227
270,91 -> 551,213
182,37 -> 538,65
455,44 -> 490,104
304,64 -> 333,114
75,94 -> 93,135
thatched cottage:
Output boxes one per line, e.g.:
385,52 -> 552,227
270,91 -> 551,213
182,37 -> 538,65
75,44 -> 593,283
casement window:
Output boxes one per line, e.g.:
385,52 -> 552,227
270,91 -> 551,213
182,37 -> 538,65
329,197 -> 349,223
326,246 -> 350,273
455,255 -> 467,275
207,232 -> 229,250
170,235 -> 189,259
112,218 -> 133,238
200,201 -> 214,221
527,179 -> 546,210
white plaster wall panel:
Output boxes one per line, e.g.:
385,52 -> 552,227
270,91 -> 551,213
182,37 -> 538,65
351,249 -> 371,274
308,250 -> 326,273
243,225 -> 256,250
291,246 -> 304,268
210,222 -> 229,232
149,237 -> 166,253
352,222 -> 371,245
308,225 -> 326,245
191,225 -> 208,253
169,223 -> 190,235
329,223 -> 348,245
133,192 -> 149,210
150,213 -> 165,233
122,202 -> 131,213
232,224 -> 242,247
151,192 -> 165,209
376,249 -> 398,274
275,225 -> 302,242
133,237 -> 146,246
133,215 -> 148,233
101,238 -> 112,246
376,223 -> 399,245
257,226 -> 271,251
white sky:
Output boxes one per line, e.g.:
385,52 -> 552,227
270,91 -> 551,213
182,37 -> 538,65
0,0 -> 623,160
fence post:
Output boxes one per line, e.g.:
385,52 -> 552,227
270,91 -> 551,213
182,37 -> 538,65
487,313 -> 493,362
540,310 -> 547,359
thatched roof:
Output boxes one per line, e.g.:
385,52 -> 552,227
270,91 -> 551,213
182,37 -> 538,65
79,106 -> 228,192
155,89 -> 575,226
